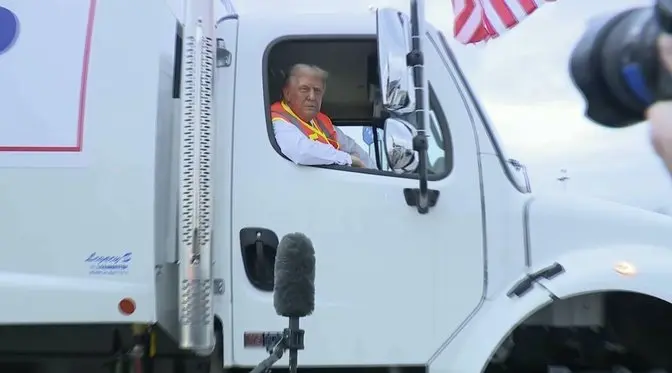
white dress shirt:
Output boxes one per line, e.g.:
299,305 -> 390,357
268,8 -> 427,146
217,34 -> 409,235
272,118 -> 375,168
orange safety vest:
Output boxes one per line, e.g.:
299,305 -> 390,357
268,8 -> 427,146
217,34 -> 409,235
270,101 -> 341,150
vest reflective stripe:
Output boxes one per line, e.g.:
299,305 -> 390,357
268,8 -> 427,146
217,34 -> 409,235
273,111 -> 322,140
313,116 -> 334,141
270,101 -> 340,150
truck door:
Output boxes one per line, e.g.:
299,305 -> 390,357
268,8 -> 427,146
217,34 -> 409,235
228,18 -> 485,366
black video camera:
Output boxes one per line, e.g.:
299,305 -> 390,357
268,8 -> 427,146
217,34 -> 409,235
570,0 -> 672,128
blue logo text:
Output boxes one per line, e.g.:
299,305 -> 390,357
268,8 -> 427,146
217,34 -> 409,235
86,252 -> 132,275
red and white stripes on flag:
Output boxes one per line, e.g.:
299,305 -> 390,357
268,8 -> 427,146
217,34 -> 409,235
452,0 -> 556,44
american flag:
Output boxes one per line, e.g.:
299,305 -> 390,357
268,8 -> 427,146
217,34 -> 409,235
452,0 -> 557,44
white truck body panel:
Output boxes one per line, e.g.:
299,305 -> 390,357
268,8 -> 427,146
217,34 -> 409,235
427,279 -> 553,373
527,194 -> 672,301
527,194 -> 672,268
0,0 -> 162,324
426,194 -> 672,373
478,154 -> 529,299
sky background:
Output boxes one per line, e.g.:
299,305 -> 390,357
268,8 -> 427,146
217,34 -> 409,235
230,0 -> 672,212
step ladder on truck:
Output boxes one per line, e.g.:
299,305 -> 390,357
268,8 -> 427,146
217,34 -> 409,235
5,0 -> 672,372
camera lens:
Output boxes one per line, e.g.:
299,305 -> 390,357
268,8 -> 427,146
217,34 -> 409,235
570,7 -> 660,128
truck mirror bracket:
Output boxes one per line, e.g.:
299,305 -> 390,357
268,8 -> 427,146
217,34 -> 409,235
216,38 -> 232,68
403,188 -> 440,213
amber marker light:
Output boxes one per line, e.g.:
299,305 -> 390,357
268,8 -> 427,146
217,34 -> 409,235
118,297 -> 136,315
614,261 -> 637,276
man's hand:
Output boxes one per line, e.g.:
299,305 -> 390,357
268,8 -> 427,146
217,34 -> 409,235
647,34 -> 672,175
350,155 -> 365,168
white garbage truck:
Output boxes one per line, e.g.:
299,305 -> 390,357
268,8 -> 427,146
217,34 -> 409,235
2,0 -> 672,372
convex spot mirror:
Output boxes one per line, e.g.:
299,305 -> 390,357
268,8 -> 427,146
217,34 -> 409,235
376,8 -> 415,115
384,118 -> 419,173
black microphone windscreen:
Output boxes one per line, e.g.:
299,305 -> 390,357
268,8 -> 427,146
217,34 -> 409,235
273,232 -> 316,318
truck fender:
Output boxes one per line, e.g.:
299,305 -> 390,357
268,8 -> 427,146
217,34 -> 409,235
536,245 -> 672,302
427,281 -> 553,373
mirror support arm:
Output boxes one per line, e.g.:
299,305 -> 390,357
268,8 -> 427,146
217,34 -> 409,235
406,0 -> 439,214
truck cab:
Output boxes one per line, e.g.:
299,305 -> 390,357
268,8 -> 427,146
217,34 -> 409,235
195,4 -> 672,373
211,5 -> 495,367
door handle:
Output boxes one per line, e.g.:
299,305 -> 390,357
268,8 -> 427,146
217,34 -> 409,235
240,227 -> 279,292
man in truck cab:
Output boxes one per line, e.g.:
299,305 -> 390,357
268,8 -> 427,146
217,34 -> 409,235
270,63 -> 374,168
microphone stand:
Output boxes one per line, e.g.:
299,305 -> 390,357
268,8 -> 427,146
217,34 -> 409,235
249,319 -> 304,373
288,317 -> 300,373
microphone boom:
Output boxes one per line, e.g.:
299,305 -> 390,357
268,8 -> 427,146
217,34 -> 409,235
248,232 -> 316,373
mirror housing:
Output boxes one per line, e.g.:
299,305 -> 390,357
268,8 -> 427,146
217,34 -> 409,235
376,8 -> 415,115
376,1 -> 437,214
384,118 -> 419,173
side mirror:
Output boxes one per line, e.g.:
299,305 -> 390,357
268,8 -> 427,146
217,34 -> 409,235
376,8 -> 415,115
377,2 -> 438,214
384,118 -> 419,173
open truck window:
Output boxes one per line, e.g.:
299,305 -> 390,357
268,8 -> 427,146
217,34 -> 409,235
263,37 -> 453,179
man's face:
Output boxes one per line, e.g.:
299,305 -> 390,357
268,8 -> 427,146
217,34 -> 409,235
284,71 -> 324,121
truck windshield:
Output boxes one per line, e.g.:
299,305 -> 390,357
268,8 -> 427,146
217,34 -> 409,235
435,31 -> 530,194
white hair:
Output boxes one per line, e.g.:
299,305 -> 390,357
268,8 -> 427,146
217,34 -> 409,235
286,63 -> 329,87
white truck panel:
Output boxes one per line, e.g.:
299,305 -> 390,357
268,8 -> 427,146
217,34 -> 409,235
526,194 -> 672,270
478,154 -> 529,299
212,14 -> 239,367
428,278 -> 553,373
0,0 -> 163,323
537,244 -> 672,304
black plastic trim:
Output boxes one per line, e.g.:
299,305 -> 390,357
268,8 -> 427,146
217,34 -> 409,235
240,227 -> 279,292
403,188 -> 440,208
172,21 -> 183,99
507,262 -> 565,298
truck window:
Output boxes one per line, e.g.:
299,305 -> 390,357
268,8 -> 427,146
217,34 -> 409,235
264,37 -> 453,179
427,85 -> 453,175
338,124 -> 385,170
427,110 -> 445,172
